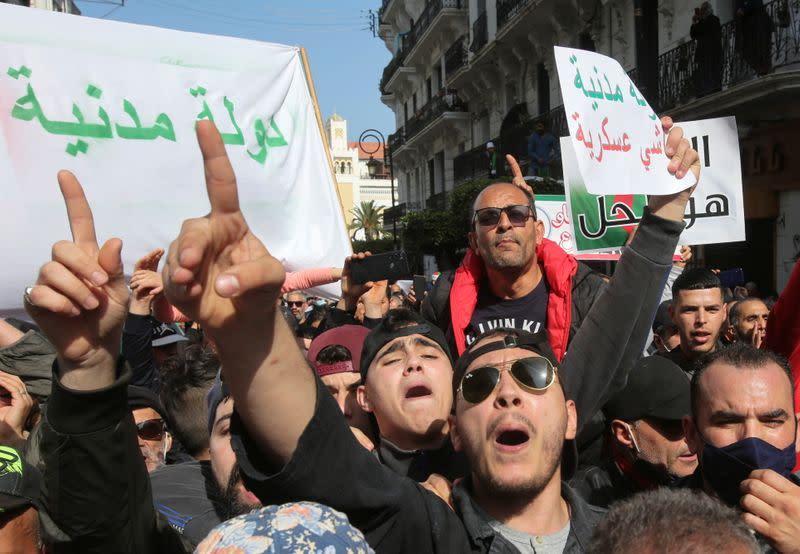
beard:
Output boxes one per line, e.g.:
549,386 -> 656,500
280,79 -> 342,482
479,237 -> 533,270
465,418 -> 565,501
216,463 -> 260,520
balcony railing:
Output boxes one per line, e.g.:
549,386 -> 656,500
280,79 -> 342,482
388,126 -> 405,153
405,0 -> 464,57
382,203 -> 406,227
380,49 -> 407,95
497,0 -> 534,32
658,0 -> 800,110
445,34 -> 468,76
427,191 -> 448,210
469,11 -> 488,54
402,90 -> 467,145
453,105 -> 567,184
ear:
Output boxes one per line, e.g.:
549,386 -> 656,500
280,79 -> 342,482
564,399 -> 577,440
468,230 -> 478,254
683,415 -> 701,455
611,419 -> 634,448
449,414 -> 463,452
165,431 -> 173,453
795,414 -> 800,453
356,384 -> 374,413
652,333 -> 664,351
534,219 -> 545,246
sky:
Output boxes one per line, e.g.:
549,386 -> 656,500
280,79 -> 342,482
76,0 -> 395,141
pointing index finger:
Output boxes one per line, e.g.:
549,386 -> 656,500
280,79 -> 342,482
57,170 -> 98,250
196,120 -> 241,215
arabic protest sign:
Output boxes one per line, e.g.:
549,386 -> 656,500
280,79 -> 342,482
0,4 -> 350,310
562,116 -> 745,252
535,195 -> 576,255
554,46 -> 697,196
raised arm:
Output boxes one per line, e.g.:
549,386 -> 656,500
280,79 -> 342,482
25,172 -> 183,552
162,121 -> 311,466
562,117 -> 700,430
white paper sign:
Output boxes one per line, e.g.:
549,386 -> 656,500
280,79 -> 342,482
561,116 -> 745,251
554,46 -> 696,195
0,4 -> 351,310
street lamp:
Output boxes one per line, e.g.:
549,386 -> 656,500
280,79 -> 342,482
358,128 -> 397,248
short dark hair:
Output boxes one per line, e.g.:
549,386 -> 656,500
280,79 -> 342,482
317,344 -> 352,364
590,488 -> 760,553
728,297 -> 767,328
690,342 -> 793,417
159,345 -> 220,458
672,267 -> 722,299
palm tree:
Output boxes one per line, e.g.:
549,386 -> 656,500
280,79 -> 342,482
349,200 -> 384,241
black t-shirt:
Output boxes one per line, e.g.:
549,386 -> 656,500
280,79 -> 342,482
464,278 -> 548,346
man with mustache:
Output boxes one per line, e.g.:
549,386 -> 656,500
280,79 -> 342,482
421,159 -> 607,362
662,267 -> 728,376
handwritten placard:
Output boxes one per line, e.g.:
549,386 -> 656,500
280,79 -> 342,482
562,116 -> 745,251
554,46 -> 697,196
535,195 -> 576,255
0,4 -> 351,309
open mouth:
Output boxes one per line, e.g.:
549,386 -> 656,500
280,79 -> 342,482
495,429 -> 530,446
405,385 -> 432,399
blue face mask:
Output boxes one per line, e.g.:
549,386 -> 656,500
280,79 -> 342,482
702,436 -> 796,506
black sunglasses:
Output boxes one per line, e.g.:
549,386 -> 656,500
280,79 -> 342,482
287,301 -> 305,307
473,205 -> 535,227
458,357 -> 557,404
136,418 -> 166,441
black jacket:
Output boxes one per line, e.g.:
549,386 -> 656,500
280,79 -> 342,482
231,209 -> 684,552
39,361 -> 190,553
231,379 -> 604,553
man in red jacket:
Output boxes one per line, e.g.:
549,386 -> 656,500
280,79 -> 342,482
421,158 -> 606,361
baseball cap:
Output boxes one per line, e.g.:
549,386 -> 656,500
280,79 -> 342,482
486,141 -> 495,149
604,356 -> 690,422
152,321 -> 189,348
0,445 -> 65,540
307,325 -> 370,378
359,309 -> 452,381
652,300 -> 675,333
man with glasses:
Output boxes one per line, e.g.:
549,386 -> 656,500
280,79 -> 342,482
285,291 -> 307,323
421,171 -> 606,361
128,384 -> 171,473
570,356 -> 697,508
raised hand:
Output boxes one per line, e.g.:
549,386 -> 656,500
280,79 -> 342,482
134,248 -> 164,273
130,270 -> 164,297
646,116 -> 701,223
24,171 -> 129,387
162,121 -> 285,342
505,154 -> 533,198
0,371 -> 34,445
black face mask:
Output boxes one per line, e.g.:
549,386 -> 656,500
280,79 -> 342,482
701,436 -> 796,506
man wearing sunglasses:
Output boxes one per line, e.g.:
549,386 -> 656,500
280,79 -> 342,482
421,163 -> 606,363
128,384 -> 172,473
570,356 -> 696,508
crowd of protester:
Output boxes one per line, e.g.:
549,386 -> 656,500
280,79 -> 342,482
1,117 -> 799,553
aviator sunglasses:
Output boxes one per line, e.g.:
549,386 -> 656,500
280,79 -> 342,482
472,205 -> 535,227
458,356 -> 557,404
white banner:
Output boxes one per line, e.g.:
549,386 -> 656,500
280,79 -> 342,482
554,46 -> 697,196
0,4 -> 350,310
